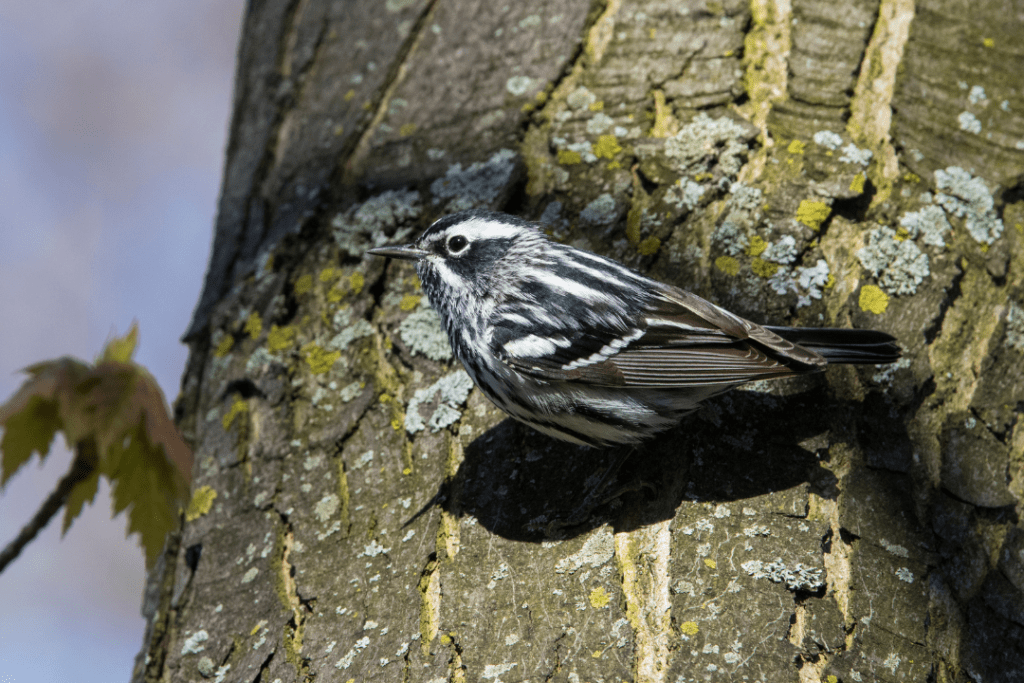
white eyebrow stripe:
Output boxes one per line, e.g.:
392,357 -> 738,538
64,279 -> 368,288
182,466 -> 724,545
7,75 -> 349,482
441,218 -> 526,242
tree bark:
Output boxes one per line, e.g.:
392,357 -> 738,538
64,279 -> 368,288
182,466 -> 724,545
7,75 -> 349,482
138,0 -> 1024,681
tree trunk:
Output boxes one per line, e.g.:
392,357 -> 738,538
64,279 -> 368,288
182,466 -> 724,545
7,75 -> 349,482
136,0 -> 1024,681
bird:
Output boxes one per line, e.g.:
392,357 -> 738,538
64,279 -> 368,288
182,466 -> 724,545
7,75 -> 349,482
367,209 -> 900,448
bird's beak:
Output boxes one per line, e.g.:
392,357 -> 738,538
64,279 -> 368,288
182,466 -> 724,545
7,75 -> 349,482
366,244 -> 428,261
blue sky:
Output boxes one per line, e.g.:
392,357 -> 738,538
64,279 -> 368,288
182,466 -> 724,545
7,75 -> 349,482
0,2 -> 245,681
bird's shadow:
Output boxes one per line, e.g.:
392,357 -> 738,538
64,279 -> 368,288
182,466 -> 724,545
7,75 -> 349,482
431,378 -> 908,541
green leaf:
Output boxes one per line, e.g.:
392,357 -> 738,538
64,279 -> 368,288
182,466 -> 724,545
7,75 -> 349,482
62,467 -> 100,535
0,396 -> 61,488
100,322 -> 138,364
107,423 -> 186,568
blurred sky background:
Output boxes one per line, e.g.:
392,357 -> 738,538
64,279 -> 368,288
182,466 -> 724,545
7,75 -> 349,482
0,2 -> 246,681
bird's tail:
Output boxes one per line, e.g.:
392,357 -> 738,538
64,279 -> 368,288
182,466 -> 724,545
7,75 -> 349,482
764,326 -> 901,365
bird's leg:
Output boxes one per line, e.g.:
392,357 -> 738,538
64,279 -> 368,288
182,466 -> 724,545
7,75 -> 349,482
546,447 -> 649,535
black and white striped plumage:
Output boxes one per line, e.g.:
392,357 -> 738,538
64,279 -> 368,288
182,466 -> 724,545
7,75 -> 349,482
368,210 -> 900,447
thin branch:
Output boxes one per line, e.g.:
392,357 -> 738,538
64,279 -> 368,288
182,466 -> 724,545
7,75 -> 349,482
0,441 -> 96,575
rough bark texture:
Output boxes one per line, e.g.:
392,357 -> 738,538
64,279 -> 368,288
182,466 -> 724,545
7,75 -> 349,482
140,1 -> 1024,681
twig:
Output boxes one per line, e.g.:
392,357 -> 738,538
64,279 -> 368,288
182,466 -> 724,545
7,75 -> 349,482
0,442 -> 97,575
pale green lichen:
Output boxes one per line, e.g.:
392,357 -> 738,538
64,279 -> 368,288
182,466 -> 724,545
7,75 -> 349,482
661,113 -> 755,179
1005,301 -> 1024,352
431,149 -> 517,211
934,166 -> 1004,245
404,370 -> 474,434
857,226 -> 929,295
839,143 -> 872,166
812,130 -> 843,150
762,235 -> 798,265
580,193 -> 618,225
554,528 -> 615,574
741,558 -> 824,591
327,318 -> 374,352
899,205 -> 951,247
665,178 -> 706,213
332,189 -> 421,259
398,307 -> 451,361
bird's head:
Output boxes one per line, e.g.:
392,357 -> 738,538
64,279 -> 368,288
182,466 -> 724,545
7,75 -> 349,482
366,209 -> 546,311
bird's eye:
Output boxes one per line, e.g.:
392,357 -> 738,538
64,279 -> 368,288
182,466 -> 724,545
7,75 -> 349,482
446,235 -> 468,254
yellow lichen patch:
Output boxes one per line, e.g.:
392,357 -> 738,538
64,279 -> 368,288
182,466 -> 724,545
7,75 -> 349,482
400,294 -> 421,311
589,586 -> 611,608
626,212 -> 642,245
589,100 -> 604,112
607,160 -> 622,170
787,139 -> 805,155
267,325 -> 296,353
594,134 -> 622,159
648,27 -> 656,39
222,395 -> 248,430
895,227 -> 909,241
403,467 -> 412,475
304,344 -> 341,374
649,90 -> 677,138
746,235 -> 768,257
362,100 -> 372,110
703,558 -> 717,569
715,256 -> 739,276
983,37 -> 994,48
825,274 -> 836,290
333,124 -> 344,136
859,285 -> 889,314
344,89 -> 355,101
185,485 -> 217,522
827,676 -> 839,683
903,171 -> 920,183
349,272 -> 365,294
627,171 -> 647,245
245,312 -> 263,339
327,286 -> 345,303
796,200 -> 831,231
751,258 -> 779,277
638,237 -> 661,255
319,267 -> 337,282
592,650 -> 604,658
400,123 -> 417,136
214,334 -> 234,358
557,149 -> 581,165
850,172 -> 866,194
680,621 -> 699,636
294,274 -> 313,295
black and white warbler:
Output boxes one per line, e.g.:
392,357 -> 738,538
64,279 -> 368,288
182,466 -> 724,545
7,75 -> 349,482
368,210 -> 900,447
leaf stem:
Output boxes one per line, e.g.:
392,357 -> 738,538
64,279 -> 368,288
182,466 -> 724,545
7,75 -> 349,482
0,442 -> 96,575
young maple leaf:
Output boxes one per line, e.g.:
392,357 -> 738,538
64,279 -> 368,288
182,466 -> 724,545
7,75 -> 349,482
0,323 -> 193,568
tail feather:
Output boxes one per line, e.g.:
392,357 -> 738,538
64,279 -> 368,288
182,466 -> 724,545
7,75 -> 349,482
764,326 -> 901,365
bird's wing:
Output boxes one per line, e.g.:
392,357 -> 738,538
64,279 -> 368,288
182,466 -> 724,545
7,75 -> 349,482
490,284 -> 824,388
